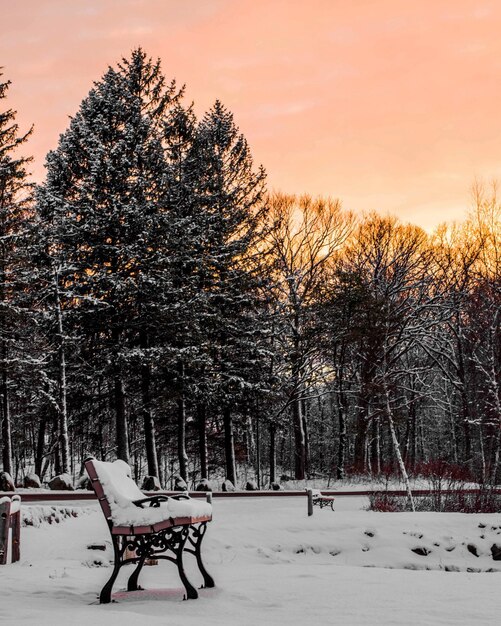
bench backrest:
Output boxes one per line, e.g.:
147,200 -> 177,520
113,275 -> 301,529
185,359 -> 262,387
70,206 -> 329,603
85,457 -> 144,521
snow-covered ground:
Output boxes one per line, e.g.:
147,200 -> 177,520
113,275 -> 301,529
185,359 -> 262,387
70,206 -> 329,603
1,496 -> 500,625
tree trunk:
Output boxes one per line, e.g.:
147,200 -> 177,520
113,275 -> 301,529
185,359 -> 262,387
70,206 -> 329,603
176,360 -> 188,482
385,386 -> 415,511
54,270 -> 70,474
269,423 -> 277,484
111,325 -> 129,463
197,403 -> 208,479
448,400 -> 458,463
460,386 -> 472,464
334,356 -> 348,480
35,413 -> 47,478
478,423 -> 486,484
490,428 -> 501,486
486,311 -> 501,485
372,417 -> 381,475
114,375 -> 129,463
410,403 -> 418,470
0,355 -> 12,475
52,412 -> 62,476
457,334 -> 472,465
354,372 -> 371,471
140,332 -> 159,477
336,397 -> 347,480
223,406 -> 236,485
246,411 -> 255,466
292,397 -> 306,479
354,358 -> 372,471
0,252 -> 12,475
301,398 -> 309,477
255,413 -> 261,488
291,334 -> 306,479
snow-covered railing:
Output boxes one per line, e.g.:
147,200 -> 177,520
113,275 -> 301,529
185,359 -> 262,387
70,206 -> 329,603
0,495 -> 21,564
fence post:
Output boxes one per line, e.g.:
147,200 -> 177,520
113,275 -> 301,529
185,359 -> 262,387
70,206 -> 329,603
0,497 -> 12,564
9,495 -> 21,563
307,489 -> 313,517
11,510 -> 20,563
206,492 -> 213,505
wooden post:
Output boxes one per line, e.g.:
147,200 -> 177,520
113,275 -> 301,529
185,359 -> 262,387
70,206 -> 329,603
11,511 -> 20,563
0,497 -> 12,564
307,489 -> 313,517
206,492 -> 213,505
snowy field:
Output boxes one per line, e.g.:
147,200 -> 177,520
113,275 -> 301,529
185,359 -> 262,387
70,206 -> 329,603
1,496 -> 500,625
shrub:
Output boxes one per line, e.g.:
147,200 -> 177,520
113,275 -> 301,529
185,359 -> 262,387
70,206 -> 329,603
368,486 -> 501,513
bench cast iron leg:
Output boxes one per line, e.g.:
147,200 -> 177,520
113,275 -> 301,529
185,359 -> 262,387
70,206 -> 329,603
100,535 -> 122,604
193,523 -> 215,588
127,554 -> 146,592
176,527 -> 198,600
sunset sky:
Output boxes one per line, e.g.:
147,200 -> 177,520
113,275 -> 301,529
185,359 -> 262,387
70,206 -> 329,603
1,0 -> 500,230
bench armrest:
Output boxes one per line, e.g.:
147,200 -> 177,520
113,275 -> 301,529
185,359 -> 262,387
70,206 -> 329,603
170,493 -> 190,501
133,495 -> 170,508
132,493 -> 191,508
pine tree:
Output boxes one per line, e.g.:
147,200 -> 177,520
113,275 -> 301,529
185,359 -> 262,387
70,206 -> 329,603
158,102 -> 200,482
0,71 -> 33,476
36,49 -> 181,466
189,101 -> 268,485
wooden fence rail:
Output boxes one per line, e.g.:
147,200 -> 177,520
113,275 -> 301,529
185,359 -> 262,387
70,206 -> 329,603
0,488 -> 499,504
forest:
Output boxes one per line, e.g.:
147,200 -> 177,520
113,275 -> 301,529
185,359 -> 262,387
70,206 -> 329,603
0,49 -> 499,490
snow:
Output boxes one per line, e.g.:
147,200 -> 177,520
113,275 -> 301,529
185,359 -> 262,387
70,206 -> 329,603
1,496 -> 500,625
91,459 -> 212,526
0,495 -> 20,513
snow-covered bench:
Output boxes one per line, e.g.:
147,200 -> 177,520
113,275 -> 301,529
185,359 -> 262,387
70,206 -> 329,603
310,489 -> 335,511
84,457 -> 214,603
0,495 -> 21,564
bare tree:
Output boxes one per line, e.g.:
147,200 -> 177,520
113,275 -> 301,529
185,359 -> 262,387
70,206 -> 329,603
268,192 -> 353,479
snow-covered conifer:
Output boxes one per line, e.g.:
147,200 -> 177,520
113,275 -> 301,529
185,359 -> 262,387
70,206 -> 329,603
0,71 -> 33,475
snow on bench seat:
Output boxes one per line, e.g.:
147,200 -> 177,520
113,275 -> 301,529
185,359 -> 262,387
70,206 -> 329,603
89,459 -> 211,531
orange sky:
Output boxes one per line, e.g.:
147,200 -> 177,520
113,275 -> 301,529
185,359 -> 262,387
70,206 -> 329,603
1,0 -> 500,230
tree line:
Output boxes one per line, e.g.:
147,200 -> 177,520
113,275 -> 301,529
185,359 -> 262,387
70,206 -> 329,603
1,49 -> 499,489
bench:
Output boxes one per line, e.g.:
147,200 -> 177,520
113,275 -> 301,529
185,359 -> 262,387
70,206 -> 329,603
311,489 -> 335,510
84,457 -> 214,603
307,489 -> 335,515
0,495 -> 21,564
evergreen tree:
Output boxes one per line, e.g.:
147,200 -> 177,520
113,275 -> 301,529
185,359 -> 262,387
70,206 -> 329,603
36,49 -> 181,465
189,101 -> 268,484
158,102 -> 201,482
0,71 -> 33,475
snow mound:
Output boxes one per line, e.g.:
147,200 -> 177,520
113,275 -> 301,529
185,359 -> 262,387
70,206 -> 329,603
244,514 -> 501,573
22,505 -> 88,527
